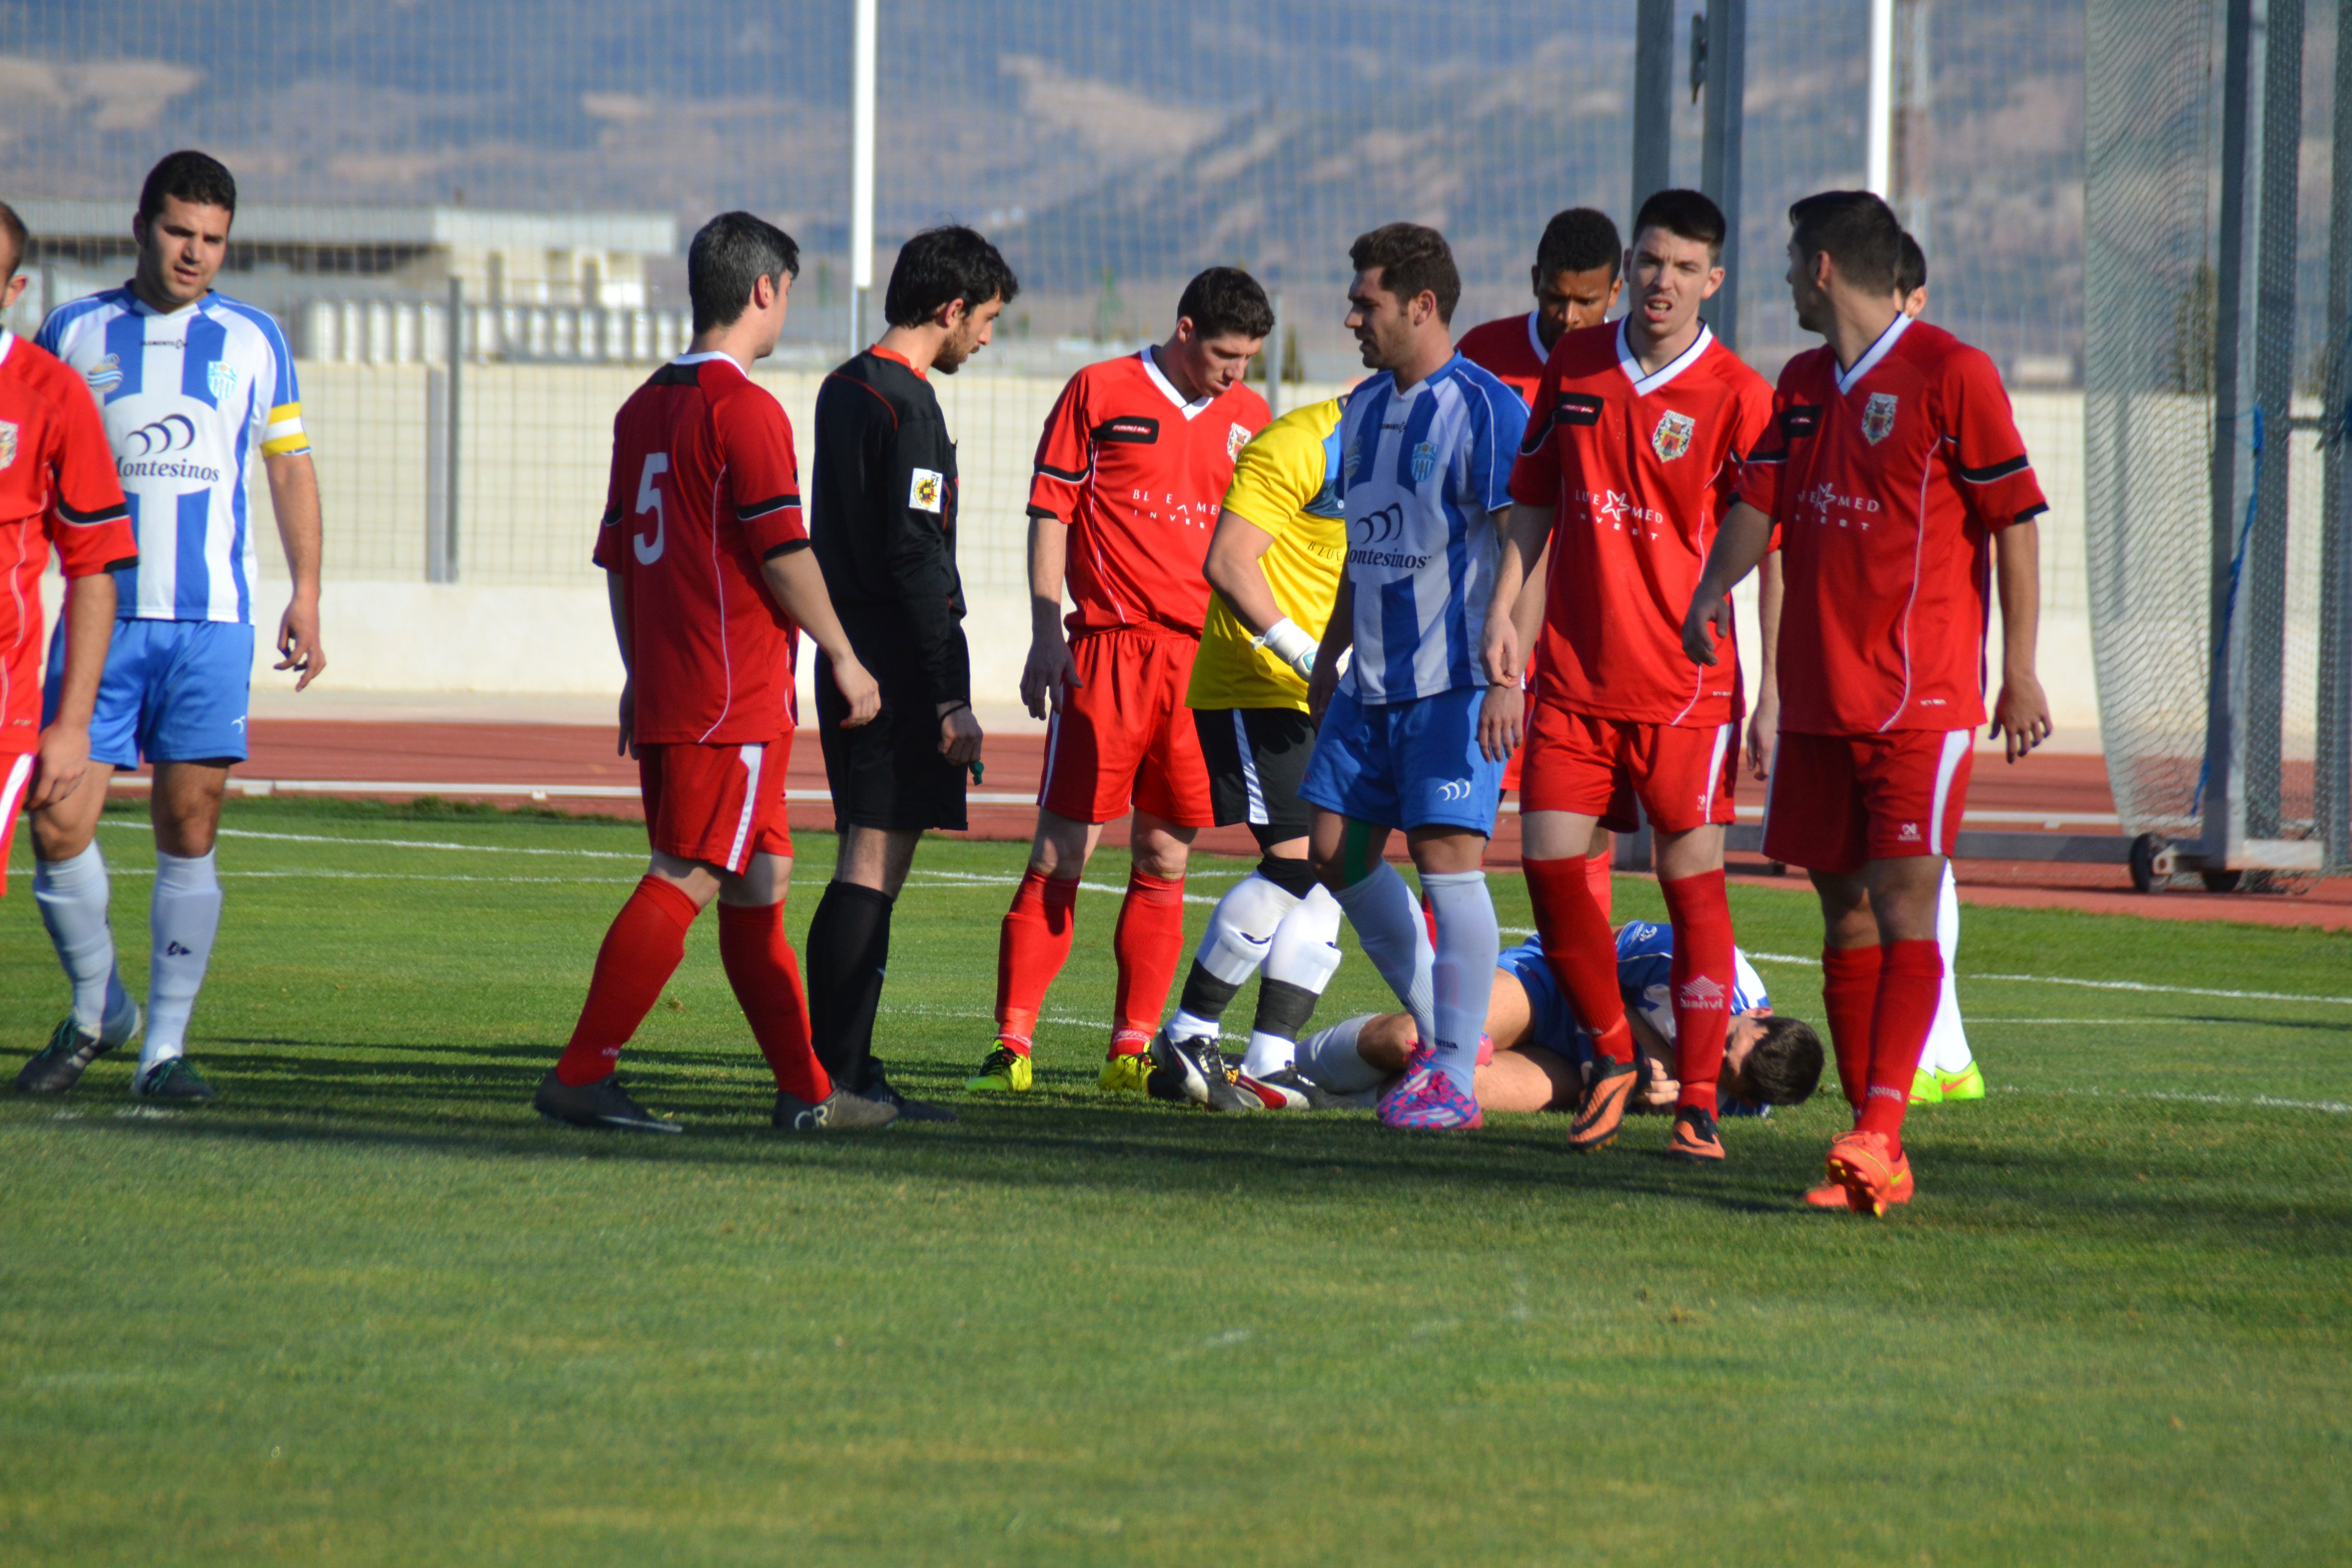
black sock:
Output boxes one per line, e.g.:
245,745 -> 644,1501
1175,960 -> 1243,1024
1250,978 -> 1321,1047
806,880 -> 895,1090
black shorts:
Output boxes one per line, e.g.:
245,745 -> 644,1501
1194,705 -> 1316,846
816,651 -> 967,832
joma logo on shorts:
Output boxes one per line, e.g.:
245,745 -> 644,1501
1437,779 -> 1472,802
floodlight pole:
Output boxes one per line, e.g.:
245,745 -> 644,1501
849,0 -> 876,360
2319,0 -> 2352,873
1631,0 -> 1675,216
1698,0 -> 1746,351
1866,0 -> 1895,197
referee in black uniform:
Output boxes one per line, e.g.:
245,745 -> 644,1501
804,225 -> 1018,1117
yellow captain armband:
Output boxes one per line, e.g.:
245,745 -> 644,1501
261,402 -> 310,458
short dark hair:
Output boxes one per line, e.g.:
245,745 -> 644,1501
687,212 -> 800,334
1175,266 -> 1273,341
138,151 -> 237,225
1896,231 -> 1927,298
883,225 -> 1020,329
1787,189 -> 1904,295
1535,208 -> 1624,281
0,201 -> 24,281
1349,222 -> 1461,325
1633,188 -> 1728,259
1742,1017 -> 1825,1106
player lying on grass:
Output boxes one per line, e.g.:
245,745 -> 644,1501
533,213 -> 887,1136
1292,922 -> 1823,1119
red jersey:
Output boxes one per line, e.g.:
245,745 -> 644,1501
595,352 -> 806,746
1508,320 -> 1773,727
1456,310 -> 1551,408
0,329 -> 135,753
1027,350 -> 1269,638
1739,315 -> 2048,736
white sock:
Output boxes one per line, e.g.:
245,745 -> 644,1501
35,843 -> 124,1037
1168,871 -> 1302,1042
1242,885 -> 1343,1079
1421,869 -> 1499,1095
1927,862 -> 1974,1075
1295,1014 -> 1387,1095
144,850 -> 223,1071
1329,863 -> 1436,1051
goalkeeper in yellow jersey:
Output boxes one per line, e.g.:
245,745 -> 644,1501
1144,393 -> 1356,1111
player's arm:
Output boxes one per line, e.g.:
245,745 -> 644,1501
1682,500 -> 1775,668
1989,519 -> 2050,762
1204,508 -> 1319,679
760,545 -> 879,728
1476,503 -> 1528,763
884,416 -> 979,765
1481,501 -> 1552,687
264,449 -> 326,690
603,568 -> 636,758
29,568 -> 117,811
1306,572 -> 1355,724
1744,551 -> 1783,779
1019,509 -> 1080,719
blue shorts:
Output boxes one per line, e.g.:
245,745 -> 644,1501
1300,684 -> 1505,834
46,619 -> 254,769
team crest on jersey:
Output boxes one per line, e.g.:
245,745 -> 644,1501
1227,422 -> 1251,462
85,354 -> 121,393
0,421 -> 15,471
1861,392 -> 1899,445
1409,441 -> 1437,483
205,361 -> 238,402
1651,410 -> 1695,461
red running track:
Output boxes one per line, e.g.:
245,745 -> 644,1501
191,720 -> 2352,932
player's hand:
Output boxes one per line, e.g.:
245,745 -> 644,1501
616,679 -> 636,758
26,722 -> 90,812
1307,647 -> 1340,725
1019,634 -> 1081,720
1681,590 -> 1731,669
1478,683 -> 1523,763
1990,670 -> 2052,763
831,655 -> 882,728
1640,1070 -> 1681,1112
1743,693 -> 1779,780
1481,612 -> 1521,690
939,703 -> 983,767
275,592 -> 326,691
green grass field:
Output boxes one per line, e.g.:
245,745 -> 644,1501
2,796 -> 2346,1565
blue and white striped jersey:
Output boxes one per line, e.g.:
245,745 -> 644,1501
1332,353 -> 1526,703
39,287 -> 308,624
1612,920 -> 1770,1034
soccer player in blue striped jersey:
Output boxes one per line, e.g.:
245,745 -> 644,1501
28,151 -> 328,1102
1300,224 -> 1529,1131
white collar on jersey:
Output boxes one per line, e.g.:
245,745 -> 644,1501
1137,347 -> 1214,420
0,328 -> 13,369
671,349 -> 740,370
1834,310 -> 1912,397
1614,316 -> 1714,396
1524,309 -> 1547,366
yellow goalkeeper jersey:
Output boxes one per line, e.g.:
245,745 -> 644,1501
1186,394 -> 1349,713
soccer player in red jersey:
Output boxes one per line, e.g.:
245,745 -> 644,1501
1484,188 -> 1775,1164
1457,207 -> 1626,906
970,268 -> 1272,1095
533,213 -> 886,1135
1684,191 -> 2050,1213
0,203 -> 133,906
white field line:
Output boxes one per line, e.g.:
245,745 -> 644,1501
2000,1085 -> 2352,1115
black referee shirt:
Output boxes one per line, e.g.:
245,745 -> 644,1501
808,348 -> 972,707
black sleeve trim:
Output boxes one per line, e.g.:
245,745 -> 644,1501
1958,454 -> 2031,484
739,492 -> 800,521
1744,446 -> 1790,466
1035,462 -> 1088,483
1026,503 -> 1067,522
58,499 -> 131,526
100,555 -> 139,573
599,507 -> 621,527
2007,501 -> 2050,525
762,538 -> 813,561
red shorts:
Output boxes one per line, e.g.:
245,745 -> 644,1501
1520,703 -> 1736,834
1761,729 -> 1973,874
1039,628 -> 1213,827
638,731 -> 792,874
0,751 -> 30,896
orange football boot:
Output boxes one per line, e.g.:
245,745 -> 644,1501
1566,1057 -> 1638,1152
1664,1105 -> 1725,1163
1822,1130 -> 1914,1215
1803,1161 -> 1914,1209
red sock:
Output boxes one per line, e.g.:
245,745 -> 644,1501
1820,945 -> 1882,1113
555,876 -> 700,1085
1586,848 -> 1613,924
994,868 -> 1080,1056
1856,939 -> 1942,1155
1422,893 -> 1438,951
717,902 -> 831,1103
1659,869 -> 1734,1110
1525,854 -> 1633,1064
1112,869 -> 1187,1052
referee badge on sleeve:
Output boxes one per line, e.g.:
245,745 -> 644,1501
909,469 -> 944,512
